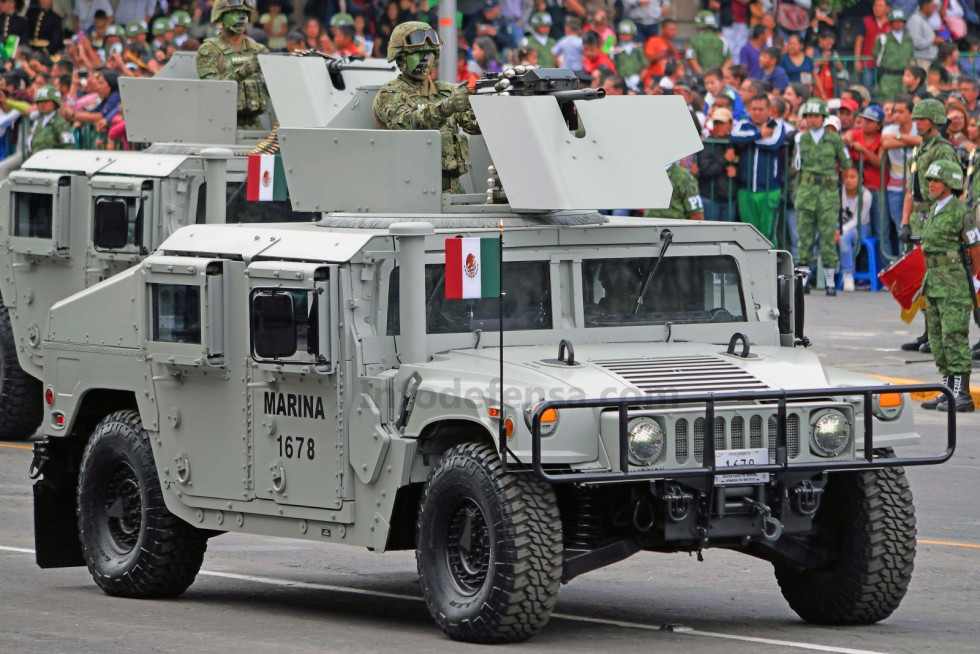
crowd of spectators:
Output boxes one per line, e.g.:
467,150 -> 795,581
1,0 -> 980,282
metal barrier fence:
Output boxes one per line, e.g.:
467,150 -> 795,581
700,134 -> 913,273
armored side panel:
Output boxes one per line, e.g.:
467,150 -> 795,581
469,94 -> 703,211
260,55 -> 398,128
120,78 -> 238,145
152,51 -> 200,80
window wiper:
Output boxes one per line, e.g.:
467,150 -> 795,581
632,229 -> 673,316
426,271 -> 445,311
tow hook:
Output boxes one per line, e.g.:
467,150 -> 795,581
744,498 -> 783,542
791,481 -> 823,516
29,441 -> 49,480
662,484 -> 693,522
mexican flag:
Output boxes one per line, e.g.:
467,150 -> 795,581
246,153 -> 286,202
445,237 -> 500,299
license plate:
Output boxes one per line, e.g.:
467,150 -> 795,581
715,447 -> 770,486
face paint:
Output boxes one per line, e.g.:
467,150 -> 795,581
403,50 -> 435,79
222,9 -> 248,34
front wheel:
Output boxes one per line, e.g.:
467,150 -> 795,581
0,300 -> 41,441
77,409 -> 207,598
416,442 -> 563,643
774,453 -> 915,624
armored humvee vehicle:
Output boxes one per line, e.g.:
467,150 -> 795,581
29,64 -> 953,644
0,52 -> 396,441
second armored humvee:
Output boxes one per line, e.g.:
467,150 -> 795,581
0,53 -> 396,441
29,65 -> 953,644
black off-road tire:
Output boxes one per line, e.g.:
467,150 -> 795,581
774,451 -> 915,625
0,300 -> 42,441
77,409 -> 207,598
416,442 -> 563,644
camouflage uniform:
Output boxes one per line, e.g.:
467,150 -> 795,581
907,133 -> 957,240
197,37 -> 269,129
919,159 -> 980,412
644,163 -> 703,219
686,13 -> 729,71
612,20 -> 646,80
525,13 -> 556,68
196,0 -> 269,130
794,99 -> 852,269
373,22 -> 481,193
872,11 -> 913,102
28,86 -> 74,156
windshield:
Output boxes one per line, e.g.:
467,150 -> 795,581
583,255 -> 745,327
388,262 -> 552,334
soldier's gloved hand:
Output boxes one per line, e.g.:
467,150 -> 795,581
237,57 -> 261,80
438,84 -> 471,117
899,224 -> 911,244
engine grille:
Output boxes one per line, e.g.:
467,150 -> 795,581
690,413 -> 801,464
593,355 -> 768,394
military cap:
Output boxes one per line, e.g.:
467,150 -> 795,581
801,97 -> 828,116
104,24 -> 125,38
529,11 -> 553,28
152,16 -> 172,34
330,12 -> 354,27
616,19 -> 637,34
912,98 -> 948,125
34,84 -> 62,106
172,10 -> 192,27
694,10 -> 718,28
126,20 -> 148,36
924,159 -> 964,190
888,8 -> 907,22
387,21 -> 439,63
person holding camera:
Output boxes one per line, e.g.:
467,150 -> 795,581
837,167 -> 873,291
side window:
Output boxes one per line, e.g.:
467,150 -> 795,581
196,181 -> 319,224
151,284 -> 201,344
13,192 -> 53,238
93,195 -> 145,252
250,288 -> 322,364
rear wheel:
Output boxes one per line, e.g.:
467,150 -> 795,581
77,409 -> 206,598
0,300 -> 42,441
416,442 -> 563,643
774,452 -> 915,624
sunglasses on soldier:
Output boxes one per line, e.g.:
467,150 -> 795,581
404,28 -> 440,47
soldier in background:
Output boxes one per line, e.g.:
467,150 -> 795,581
196,0 -> 269,130
644,162 -> 704,220
900,98 -> 958,352
373,21 -> 480,194
873,9 -> 913,102
686,11 -> 729,74
26,0 -> 63,55
524,12 -> 556,68
27,85 -> 74,157
793,97 -> 852,296
918,160 -> 980,413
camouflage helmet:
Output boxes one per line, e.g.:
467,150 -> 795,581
911,98 -> 948,125
694,10 -> 718,28
887,8 -> 907,22
801,97 -> 828,116
152,16 -> 172,34
34,85 -> 62,107
386,21 -> 440,63
104,24 -> 125,38
330,12 -> 354,27
616,19 -> 637,35
211,0 -> 255,24
529,11 -> 553,28
126,19 -> 148,36
172,10 -> 192,28
924,158 -> 964,190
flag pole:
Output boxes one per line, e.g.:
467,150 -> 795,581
498,219 -> 506,471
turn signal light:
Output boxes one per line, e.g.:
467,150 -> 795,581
540,408 -> 558,423
878,393 -> 902,408
52,412 -> 66,430
44,387 -> 54,406
504,418 -> 515,438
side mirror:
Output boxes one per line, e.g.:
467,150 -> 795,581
777,274 -> 792,335
793,268 -> 810,347
93,199 -> 129,249
252,291 -> 297,359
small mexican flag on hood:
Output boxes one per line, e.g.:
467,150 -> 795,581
445,237 -> 500,299
246,153 -> 286,202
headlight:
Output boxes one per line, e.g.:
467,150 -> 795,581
627,417 -> 665,466
523,402 -> 558,436
871,392 -> 904,421
810,410 -> 851,457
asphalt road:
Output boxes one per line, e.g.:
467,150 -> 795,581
1,290 -> 977,654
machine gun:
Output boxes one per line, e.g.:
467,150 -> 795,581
474,67 -> 605,131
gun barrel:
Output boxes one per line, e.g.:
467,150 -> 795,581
551,88 -> 606,102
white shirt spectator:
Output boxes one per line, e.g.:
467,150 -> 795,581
74,0 -> 113,31
113,0 -> 155,28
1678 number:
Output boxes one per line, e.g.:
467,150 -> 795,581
277,435 -> 315,461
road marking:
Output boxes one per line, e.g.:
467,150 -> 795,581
0,443 -> 32,450
0,545 -> 888,653
919,539 -> 980,550
865,373 -> 980,407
